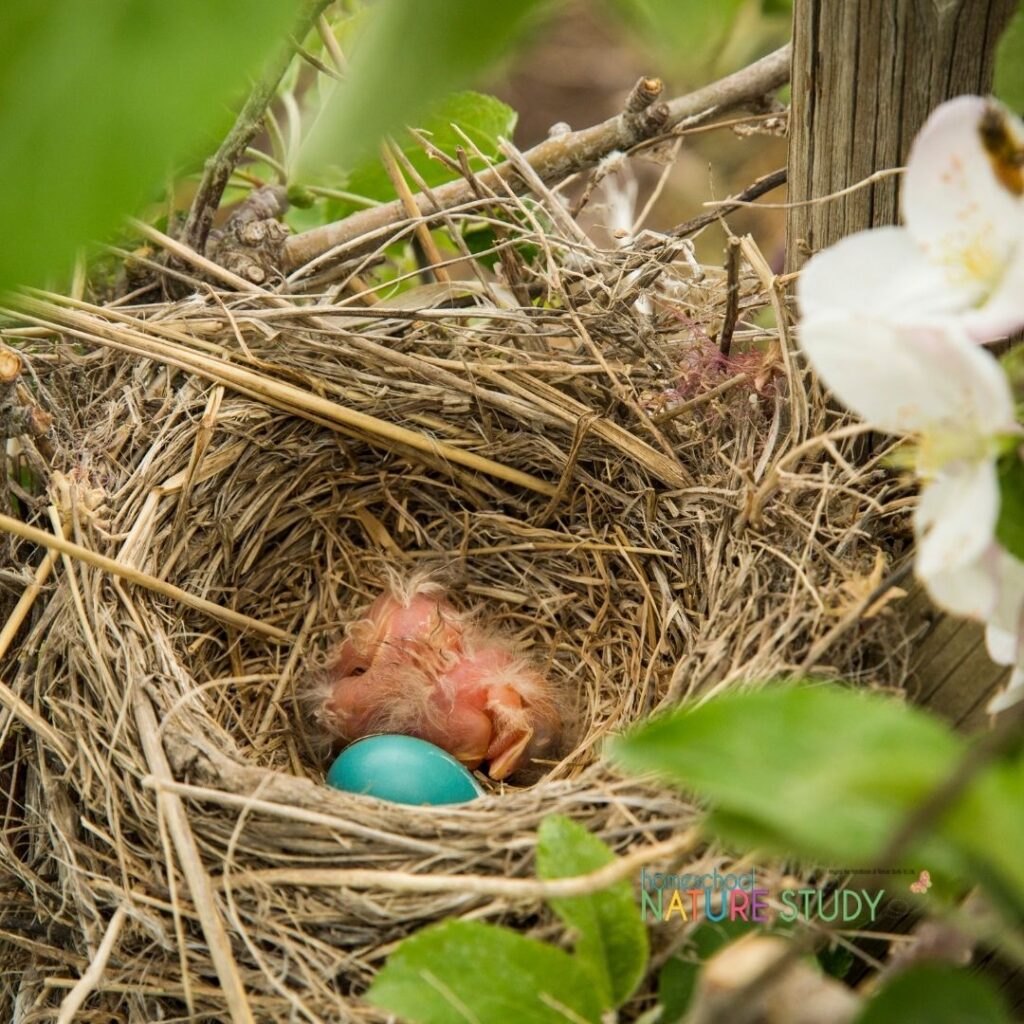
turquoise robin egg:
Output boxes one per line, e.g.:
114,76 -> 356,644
325,734 -> 485,805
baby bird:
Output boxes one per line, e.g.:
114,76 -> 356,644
310,578 -> 562,780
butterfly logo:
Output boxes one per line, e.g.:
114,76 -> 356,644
909,870 -> 932,894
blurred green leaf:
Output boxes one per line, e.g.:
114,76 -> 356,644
536,815 -> 649,1008
321,91 -> 517,221
301,0 -> 544,173
994,6 -> 1024,114
607,0 -> 745,77
855,965 -> 1010,1024
606,685 -> 965,867
0,0 -> 303,292
366,920 -> 603,1024
995,454 -> 1024,563
945,750 -> 1024,918
608,685 -> 1024,913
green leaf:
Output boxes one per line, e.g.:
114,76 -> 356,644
994,6 -> 1024,114
607,0 -> 745,77
366,920 -> 603,1024
855,965 -> 1010,1024
301,0 -> 545,173
995,452 -> 1024,563
321,91 -> 517,221
945,749 -> 1024,916
536,815 -> 649,1008
606,685 -> 965,867
0,0 -> 303,292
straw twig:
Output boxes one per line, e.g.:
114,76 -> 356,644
283,45 -> 791,270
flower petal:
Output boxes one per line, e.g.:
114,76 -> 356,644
986,664 -> 1024,714
797,314 -> 1015,436
921,542 -> 1024,626
915,461 -> 1000,583
903,96 -> 1024,304
960,242 -> 1024,341
986,547 -> 1024,637
986,622 -> 1020,665
796,227 -> 973,322
921,554 -> 999,621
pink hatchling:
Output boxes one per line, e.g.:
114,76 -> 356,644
309,578 -> 562,780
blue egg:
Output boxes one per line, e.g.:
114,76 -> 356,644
326,735 -> 484,805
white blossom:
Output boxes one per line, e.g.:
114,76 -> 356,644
795,94 -> 1024,712
799,96 -> 1024,342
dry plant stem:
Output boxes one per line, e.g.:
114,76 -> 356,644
55,905 -> 127,1024
181,0 -> 330,254
380,141 -> 450,283
0,518 -> 71,662
0,512 -> 292,641
146,774 -> 701,898
134,691 -> 256,1024
19,284 -> 558,497
718,237 -> 742,356
283,44 -> 791,270
704,165 -> 901,212
652,372 -> 751,426
0,674 -> 71,762
799,561 -> 914,670
0,518 -> 74,760
663,167 -> 786,242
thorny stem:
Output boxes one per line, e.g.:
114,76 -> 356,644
283,43 -> 792,272
180,0 -> 330,256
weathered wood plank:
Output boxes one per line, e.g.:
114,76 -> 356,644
787,0 -> 1015,268
787,0 -> 1016,734
901,581 -> 1010,731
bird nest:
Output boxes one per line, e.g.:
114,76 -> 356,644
1,189 -> 912,1021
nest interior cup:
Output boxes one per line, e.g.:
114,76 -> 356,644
4,224 -> 912,1020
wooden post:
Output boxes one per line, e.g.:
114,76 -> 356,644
787,0 -> 1015,266
786,0 -> 1017,729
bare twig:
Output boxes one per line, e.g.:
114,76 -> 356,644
663,167 -> 787,242
652,372 -> 751,426
181,0 -> 329,254
56,906 -> 127,1024
283,44 -> 791,271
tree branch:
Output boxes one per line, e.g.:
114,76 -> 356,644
283,43 -> 792,272
181,0 -> 330,255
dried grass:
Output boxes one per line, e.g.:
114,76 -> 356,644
0,169 -> 913,1021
